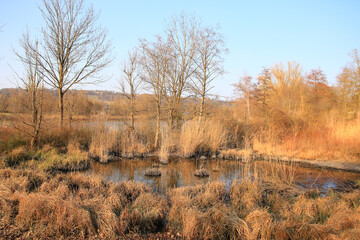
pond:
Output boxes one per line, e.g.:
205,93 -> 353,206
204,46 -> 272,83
84,158 -> 360,194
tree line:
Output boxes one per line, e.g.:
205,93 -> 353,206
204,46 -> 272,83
5,0 -> 360,150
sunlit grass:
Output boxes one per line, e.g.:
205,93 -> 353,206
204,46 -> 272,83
254,120 -> 360,162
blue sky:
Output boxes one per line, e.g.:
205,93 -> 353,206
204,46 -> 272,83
0,0 -> 359,99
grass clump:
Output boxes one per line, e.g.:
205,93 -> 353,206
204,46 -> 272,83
11,143 -> 89,173
168,182 -> 241,239
35,143 -> 89,172
4,147 -> 33,167
121,192 -> 168,234
194,166 -> 210,177
37,149 -> 89,172
144,167 -> 161,177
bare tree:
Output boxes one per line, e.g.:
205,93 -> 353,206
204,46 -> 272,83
26,0 -> 112,127
164,14 -> 199,129
256,67 -> 272,115
192,25 -> 226,121
120,49 -> 142,132
337,49 -> 360,117
337,66 -> 353,114
306,68 -> 328,116
139,37 -> 169,148
14,34 -> 44,149
271,62 -> 305,114
233,73 -> 254,121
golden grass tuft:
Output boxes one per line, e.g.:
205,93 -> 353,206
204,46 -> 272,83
16,193 -> 95,237
326,202 -> 360,232
245,209 -> 273,240
230,179 -> 262,215
5,146 -> 32,167
131,192 -> 168,233
36,147 -> 89,172
179,119 -> 227,157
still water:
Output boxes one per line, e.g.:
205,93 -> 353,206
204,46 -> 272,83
84,158 -> 360,194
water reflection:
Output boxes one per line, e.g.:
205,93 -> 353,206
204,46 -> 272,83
84,158 -> 360,193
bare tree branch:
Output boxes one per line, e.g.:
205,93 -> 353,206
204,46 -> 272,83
191,25 -> 227,120
33,0 -> 112,127
119,49 -> 142,132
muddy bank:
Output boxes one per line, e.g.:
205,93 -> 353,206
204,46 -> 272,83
253,153 -> 360,173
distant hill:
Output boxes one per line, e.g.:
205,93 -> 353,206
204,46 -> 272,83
0,88 -> 231,105
0,88 -> 124,101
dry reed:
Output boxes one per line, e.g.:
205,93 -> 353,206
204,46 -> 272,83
179,119 -> 227,157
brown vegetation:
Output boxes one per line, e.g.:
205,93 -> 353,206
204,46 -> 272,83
0,163 -> 359,239
0,168 -> 167,239
1,1 -> 360,239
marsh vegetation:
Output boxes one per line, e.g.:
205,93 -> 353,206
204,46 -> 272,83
0,167 -> 359,239
1,0 -> 360,239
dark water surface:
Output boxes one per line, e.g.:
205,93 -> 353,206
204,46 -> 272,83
84,158 -> 360,193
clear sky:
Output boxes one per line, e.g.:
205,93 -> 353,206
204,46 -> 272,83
0,0 -> 359,99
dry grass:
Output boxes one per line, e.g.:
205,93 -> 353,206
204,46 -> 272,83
1,143 -> 90,173
0,126 -> 27,153
33,144 -> 89,172
117,130 -> 149,158
254,120 -> 360,162
4,146 -> 33,167
158,126 -> 175,163
89,113 -> 118,163
179,119 -> 227,157
0,168 -> 168,239
168,182 -> 237,239
0,167 -> 360,239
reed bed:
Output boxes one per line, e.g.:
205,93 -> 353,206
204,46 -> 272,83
179,119 -> 227,157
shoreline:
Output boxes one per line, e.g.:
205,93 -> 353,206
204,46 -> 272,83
99,151 -> 360,173
252,153 -> 360,173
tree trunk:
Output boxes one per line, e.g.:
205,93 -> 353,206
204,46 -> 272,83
130,92 -> 135,132
246,96 -> 251,120
32,89 -> 37,134
169,106 -> 175,130
30,89 -> 37,149
30,137 -> 35,150
154,101 -> 161,149
199,94 -> 205,123
58,89 -> 64,127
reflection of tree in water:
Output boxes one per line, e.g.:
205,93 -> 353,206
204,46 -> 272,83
167,167 -> 181,188
149,175 -> 161,193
